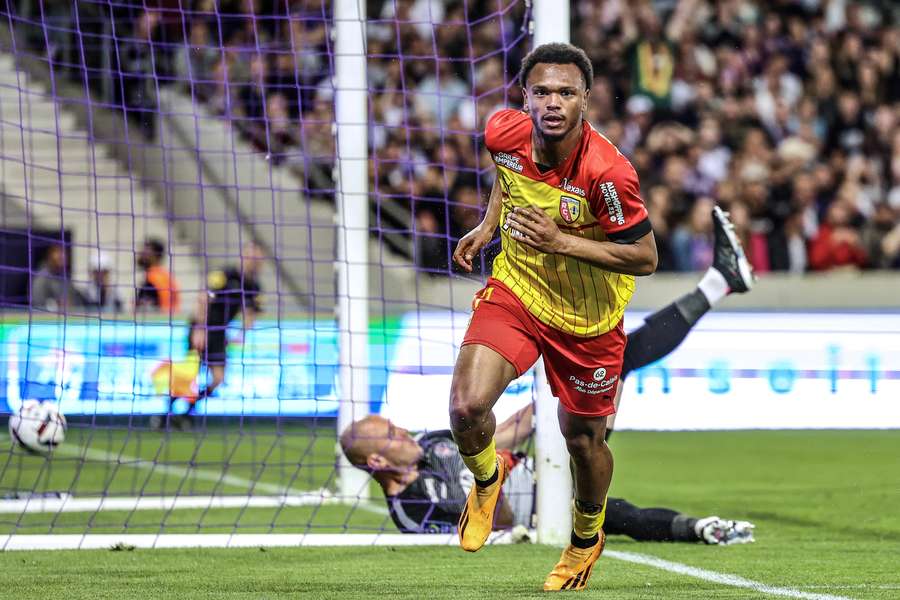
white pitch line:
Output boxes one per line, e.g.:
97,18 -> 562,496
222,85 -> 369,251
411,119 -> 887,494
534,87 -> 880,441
14,442 -> 387,516
0,494 -> 344,514
606,550 -> 854,600
0,530 -> 523,551
56,444 -> 308,496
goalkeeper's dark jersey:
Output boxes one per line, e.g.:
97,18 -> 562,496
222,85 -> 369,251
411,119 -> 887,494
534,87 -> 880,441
206,267 -> 262,326
386,430 -> 472,533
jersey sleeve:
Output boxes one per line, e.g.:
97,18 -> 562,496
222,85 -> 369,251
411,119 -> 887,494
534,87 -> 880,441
484,108 -> 529,154
589,159 -> 651,243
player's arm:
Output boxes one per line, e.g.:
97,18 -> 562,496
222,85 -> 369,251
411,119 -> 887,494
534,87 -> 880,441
452,178 -> 503,272
195,286 -> 209,323
495,404 -> 534,450
665,0 -> 699,41
507,161 -> 657,275
559,225 -> 657,276
241,309 -> 256,331
507,208 -> 657,276
189,286 -> 210,351
241,290 -> 263,330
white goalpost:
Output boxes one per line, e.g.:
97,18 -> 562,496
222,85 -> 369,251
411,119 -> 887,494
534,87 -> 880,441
531,0 -> 575,547
333,0 -> 373,503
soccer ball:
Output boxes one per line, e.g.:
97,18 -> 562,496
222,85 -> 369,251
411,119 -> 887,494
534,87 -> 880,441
9,400 -> 67,454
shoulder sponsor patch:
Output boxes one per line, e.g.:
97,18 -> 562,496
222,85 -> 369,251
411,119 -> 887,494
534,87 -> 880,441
559,196 -> 581,224
494,152 -> 523,173
599,181 -> 625,226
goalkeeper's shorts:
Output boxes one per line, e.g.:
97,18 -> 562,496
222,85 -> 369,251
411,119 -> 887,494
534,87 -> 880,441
462,278 -> 624,417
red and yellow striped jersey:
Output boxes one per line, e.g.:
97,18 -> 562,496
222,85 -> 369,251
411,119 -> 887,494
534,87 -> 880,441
485,109 -> 650,337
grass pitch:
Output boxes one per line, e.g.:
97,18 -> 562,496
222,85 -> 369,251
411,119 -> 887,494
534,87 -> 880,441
0,428 -> 898,599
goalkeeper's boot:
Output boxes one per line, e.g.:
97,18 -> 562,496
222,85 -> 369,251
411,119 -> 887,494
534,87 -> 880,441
696,516 -> 756,545
149,397 -> 178,431
543,530 -> 606,592
712,205 -> 754,293
458,458 -> 507,552
171,412 -> 195,432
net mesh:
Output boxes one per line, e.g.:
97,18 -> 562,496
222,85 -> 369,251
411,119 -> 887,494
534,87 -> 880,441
0,0 -> 535,542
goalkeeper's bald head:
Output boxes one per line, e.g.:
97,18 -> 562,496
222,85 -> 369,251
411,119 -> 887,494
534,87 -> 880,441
339,415 -> 422,471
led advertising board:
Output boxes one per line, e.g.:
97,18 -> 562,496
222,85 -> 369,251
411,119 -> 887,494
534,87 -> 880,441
2,313 -> 897,430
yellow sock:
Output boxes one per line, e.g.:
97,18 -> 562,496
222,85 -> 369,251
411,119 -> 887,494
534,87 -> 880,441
572,498 -> 606,541
460,438 -> 498,484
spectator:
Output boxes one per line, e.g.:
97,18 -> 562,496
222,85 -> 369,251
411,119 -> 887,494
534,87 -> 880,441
261,92 -> 300,161
695,117 -> 731,184
780,210 -> 809,274
808,202 -> 868,271
239,53 -> 269,121
135,238 -> 180,314
83,251 -> 124,314
671,196 -> 715,271
115,10 -> 160,139
416,61 -> 469,126
414,208 -> 446,273
207,57 -> 237,116
174,20 -> 219,96
620,1 -> 695,112
861,203 -> 900,269
268,51 -> 301,118
30,243 -> 85,312
646,185 -> 676,272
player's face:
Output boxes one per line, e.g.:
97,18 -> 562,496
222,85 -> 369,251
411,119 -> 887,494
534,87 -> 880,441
523,63 -> 587,141
377,422 -> 422,467
241,244 -> 264,275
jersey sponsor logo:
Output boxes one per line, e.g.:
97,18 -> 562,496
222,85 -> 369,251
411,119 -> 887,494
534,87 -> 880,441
599,181 -> 626,226
433,442 -> 455,458
559,196 -> 581,224
494,152 -> 523,173
568,370 -> 619,395
561,177 -> 585,197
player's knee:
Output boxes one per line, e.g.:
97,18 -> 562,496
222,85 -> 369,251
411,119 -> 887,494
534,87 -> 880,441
449,388 -> 490,432
565,433 -> 601,463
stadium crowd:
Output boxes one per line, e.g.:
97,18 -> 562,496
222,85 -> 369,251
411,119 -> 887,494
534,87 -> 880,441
12,0 -> 900,276
27,238 -> 178,315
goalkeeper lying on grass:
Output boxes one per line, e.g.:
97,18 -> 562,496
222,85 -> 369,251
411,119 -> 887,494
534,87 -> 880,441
342,404 -> 752,544
341,211 -> 756,543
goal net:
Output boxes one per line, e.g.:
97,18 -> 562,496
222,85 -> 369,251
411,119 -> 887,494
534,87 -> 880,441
0,0 -> 564,550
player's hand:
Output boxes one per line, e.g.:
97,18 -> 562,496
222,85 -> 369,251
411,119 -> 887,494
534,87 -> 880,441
453,224 -> 494,272
506,206 -> 567,254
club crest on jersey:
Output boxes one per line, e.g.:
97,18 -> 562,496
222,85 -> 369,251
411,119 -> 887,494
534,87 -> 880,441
559,196 -> 581,224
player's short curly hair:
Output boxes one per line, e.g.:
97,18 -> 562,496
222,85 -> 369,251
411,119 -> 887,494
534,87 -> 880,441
518,43 -> 593,89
